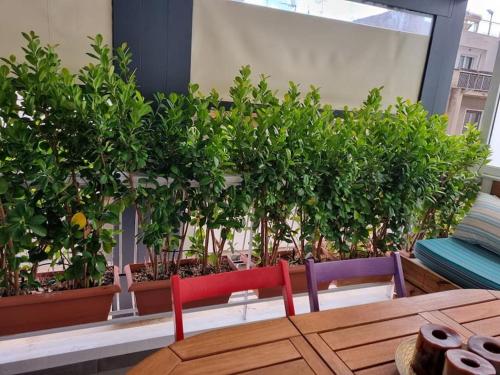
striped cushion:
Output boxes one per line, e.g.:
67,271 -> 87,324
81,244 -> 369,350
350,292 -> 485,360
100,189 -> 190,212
415,238 -> 500,290
453,193 -> 500,256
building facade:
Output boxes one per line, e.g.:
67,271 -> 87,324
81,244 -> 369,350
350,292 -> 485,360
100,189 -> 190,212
446,12 -> 499,135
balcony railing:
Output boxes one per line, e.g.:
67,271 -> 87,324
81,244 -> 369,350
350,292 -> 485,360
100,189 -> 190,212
455,69 -> 492,92
465,19 -> 500,38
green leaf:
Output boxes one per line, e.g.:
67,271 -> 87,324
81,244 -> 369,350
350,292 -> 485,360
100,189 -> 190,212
199,176 -> 211,186
30,215 -> 46,225
30,224 -> 47,237
96,260 -> 106,274
0,178 -> 8,195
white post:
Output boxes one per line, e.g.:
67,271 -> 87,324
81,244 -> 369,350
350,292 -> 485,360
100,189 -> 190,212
242,211 -> 253,320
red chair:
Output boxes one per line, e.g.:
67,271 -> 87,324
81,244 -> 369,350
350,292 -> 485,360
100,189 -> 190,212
171,259 -> 295,341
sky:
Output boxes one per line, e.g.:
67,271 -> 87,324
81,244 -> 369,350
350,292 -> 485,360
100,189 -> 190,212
239,0 -> 500,23
237,0 -> 386,20
467,0 -> 500,22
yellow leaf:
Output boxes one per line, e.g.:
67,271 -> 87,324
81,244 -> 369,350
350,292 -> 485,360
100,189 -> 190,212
71,212 -> 87,230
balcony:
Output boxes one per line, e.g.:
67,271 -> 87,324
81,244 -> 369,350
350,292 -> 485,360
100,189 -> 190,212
1,1 -> 500,375
452,69 -> 493,92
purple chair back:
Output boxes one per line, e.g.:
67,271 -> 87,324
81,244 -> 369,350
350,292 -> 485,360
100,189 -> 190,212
305,252 -> 407,312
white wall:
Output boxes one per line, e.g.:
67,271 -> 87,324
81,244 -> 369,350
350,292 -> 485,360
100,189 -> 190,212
458,31 -> 499,72
0,0 -> 112,73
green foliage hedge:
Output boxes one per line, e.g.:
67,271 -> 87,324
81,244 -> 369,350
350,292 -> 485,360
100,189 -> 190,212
0,34 -> 490,296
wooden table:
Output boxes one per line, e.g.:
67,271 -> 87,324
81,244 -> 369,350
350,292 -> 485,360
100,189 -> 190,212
129,289 -> 500,375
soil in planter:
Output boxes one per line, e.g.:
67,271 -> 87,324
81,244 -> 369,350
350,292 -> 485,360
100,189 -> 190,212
131,257 -> 234,283
280,252 -> 306,265
1,267 -> 116,297
128,257 -> 237,315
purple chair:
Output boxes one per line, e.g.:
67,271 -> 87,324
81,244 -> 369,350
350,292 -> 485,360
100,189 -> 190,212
305,252 -> 407,312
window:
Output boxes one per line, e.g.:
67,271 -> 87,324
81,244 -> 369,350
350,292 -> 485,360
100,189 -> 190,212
463,109 -> 482,131
458,55 -> 475,70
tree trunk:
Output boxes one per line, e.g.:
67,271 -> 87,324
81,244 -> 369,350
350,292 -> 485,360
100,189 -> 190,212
175,222 -> 189,273
202,226 -> 210,274
315,235 -> 324,261
260,218 -> 268,266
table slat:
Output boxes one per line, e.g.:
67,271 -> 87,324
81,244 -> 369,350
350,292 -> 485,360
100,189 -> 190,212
419,311 -> 475,340
291,290 -> 494,335
410,289 -> 495,312
442,300 -> 500,324
320,315 -> 427,351
305,334 -> 353,375
464,316 -> 500,337
241,359 -> 314,375
291,298 -> 415,335
171,318 -> 299,360
127,347 -> 180,375
171,340 -> 300,375
489,290 -> 500,299
290,336 -> 333,375
337,335 -> 416,371
355,362 -> 398,375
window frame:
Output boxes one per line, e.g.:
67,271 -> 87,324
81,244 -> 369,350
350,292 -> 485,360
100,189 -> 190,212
458,54 -> 475,70
463,108 -> 482,130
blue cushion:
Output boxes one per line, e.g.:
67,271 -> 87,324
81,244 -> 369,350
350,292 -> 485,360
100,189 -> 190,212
415,237 -> 500,290
453,193 -> 500,256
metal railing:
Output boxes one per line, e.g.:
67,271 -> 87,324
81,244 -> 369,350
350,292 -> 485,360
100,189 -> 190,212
465,19 -> 500,38
456,70 -> 492,92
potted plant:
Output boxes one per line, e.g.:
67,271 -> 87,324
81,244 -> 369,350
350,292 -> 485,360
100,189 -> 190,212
404,124 -> 489,253
227,67 -> 333,297
124,87 -> 248,314
0,33 -> 150,335
316,90 -> 488,284
226,70 -> 490,295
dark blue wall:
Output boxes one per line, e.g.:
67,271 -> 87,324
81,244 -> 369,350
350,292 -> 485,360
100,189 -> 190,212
113,0 -> 193,98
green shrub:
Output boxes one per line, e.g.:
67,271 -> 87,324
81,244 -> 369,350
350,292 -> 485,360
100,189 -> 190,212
136,84 -> 249,278
405,124 -> 490,250
226,69 -> 489,261
0,32 -> 490,297
227,67 -> 332,265
0,32 -> 151,295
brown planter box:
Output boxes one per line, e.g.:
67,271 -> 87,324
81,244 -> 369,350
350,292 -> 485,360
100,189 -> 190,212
125,257 -> 237,315
255,264 -> 330,299
0,266 -> 121,336
400,254 -> 459,294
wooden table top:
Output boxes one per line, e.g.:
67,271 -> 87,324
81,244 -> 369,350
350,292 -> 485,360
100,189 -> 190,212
129,289 -> 500,375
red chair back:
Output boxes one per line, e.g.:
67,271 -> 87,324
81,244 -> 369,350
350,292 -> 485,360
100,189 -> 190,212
171,259 -> 295,341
